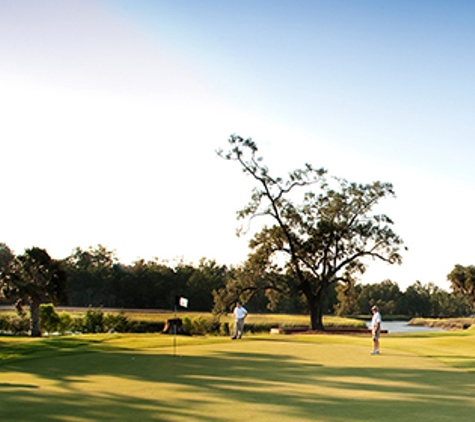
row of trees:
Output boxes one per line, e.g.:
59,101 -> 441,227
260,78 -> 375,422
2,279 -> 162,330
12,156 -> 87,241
65,246 -> 226,311
1,242 -> 472,334
2,135 -> 475,335
335,279 -> 472,318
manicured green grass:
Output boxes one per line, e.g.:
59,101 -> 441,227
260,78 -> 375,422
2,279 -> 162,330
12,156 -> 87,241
1,330 -> 475,421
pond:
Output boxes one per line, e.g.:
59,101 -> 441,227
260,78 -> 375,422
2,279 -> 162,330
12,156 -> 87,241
365,320 -> 443,333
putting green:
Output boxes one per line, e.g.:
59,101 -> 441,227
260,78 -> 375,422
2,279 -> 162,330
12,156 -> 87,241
1,335 -> 474,421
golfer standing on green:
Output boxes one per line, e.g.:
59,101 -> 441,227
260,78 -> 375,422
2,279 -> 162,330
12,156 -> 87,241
371,305 -> 382,355
231,301 -> 248,339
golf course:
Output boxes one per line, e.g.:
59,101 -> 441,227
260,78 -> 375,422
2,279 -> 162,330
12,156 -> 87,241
1,328 -> 475,422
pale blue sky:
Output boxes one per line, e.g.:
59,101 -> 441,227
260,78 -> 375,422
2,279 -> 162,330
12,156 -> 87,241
112,0 -> 475,178
1,0 -> 474,289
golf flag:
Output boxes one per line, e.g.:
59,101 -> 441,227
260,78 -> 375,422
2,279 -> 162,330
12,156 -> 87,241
179,296 -> 189,308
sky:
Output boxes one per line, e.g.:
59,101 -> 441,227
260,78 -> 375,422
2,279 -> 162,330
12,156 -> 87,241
1,0 -> 475,290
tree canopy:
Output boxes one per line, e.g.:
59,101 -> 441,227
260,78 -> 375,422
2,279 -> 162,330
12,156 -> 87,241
1,240 -> 470,336
447,264 -> 475,305
217,135 -> 405,329
0,245 -> 67,337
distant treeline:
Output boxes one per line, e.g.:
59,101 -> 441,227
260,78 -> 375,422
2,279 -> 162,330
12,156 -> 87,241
1,245 -> 471,318
64,246 -> 226,312
334,279 -> 472,318
62,246 -> 475,317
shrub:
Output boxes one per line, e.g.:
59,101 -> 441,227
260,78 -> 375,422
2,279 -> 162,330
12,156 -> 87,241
0,313 -> 29,335
104,311 -> 129,333
40,303 -> 61,334
10,314 -> 29,335
0,315 -> 11,333
220,321 -> 230,336
190,316 -> 208,335
127,320 -> 164,333
58,312 -> 73,334
181,315 -> 222,335
70,317 -> 85,333
182,317 -> 192,334
83,308 -> 105,333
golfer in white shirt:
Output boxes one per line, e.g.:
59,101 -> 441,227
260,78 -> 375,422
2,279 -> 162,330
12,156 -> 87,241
371,305 -> 382,355
231,301 -> 248,339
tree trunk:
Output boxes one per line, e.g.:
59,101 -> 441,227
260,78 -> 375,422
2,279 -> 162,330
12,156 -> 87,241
308,285 -> 327,331
29,298 -> 42,337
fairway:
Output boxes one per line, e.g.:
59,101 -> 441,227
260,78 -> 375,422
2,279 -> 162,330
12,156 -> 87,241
1,333 -> 475,421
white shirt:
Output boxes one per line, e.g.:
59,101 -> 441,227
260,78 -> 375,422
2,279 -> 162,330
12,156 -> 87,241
234,306 -> 248,319
372,311 -> 382,329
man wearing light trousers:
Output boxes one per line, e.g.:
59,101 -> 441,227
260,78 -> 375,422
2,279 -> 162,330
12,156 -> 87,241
231,301 -> 248,339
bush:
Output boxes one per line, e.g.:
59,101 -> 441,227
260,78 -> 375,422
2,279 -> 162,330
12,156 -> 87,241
104,311 -> 129,333
58,312 -> 73,334
182,315 -> 222,335
127,320 -> 164,333
10,314 -> 29,335
191,316 -> 209,335
0,315 -> 11,333
0,313 -> 30,335
83,308 -> 105,333
40,303 -> 61,334
70,317 -> 85,333
219,321 -> 230,336
182,317 -> 192,333
241,322 -> 275,334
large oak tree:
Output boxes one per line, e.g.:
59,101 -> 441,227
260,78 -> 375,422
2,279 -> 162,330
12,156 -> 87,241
0,244 -> 67,337
447,264 -> 475,309
217,135 -> 405,330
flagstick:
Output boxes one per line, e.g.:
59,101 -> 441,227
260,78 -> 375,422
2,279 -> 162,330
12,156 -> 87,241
173,304 -> 177,357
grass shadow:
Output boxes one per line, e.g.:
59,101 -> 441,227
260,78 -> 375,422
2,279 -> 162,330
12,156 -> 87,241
1,339 -> 475,421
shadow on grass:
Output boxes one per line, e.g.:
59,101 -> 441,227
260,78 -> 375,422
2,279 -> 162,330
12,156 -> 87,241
427,355 -> 475,370
0,382 -> 39,388
1,340 -> 475,421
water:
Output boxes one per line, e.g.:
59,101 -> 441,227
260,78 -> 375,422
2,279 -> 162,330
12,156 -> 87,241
366,320 -> 443,334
